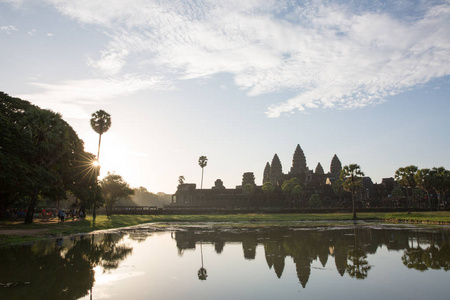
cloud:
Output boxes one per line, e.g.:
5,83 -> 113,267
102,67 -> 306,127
0,25 -> 18,34
17,74 -> 172,119
20,0 -> 450,116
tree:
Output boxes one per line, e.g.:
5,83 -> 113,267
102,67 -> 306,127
90,110 -> 111,219
415,169 -> 432,209
101,172 -> 134,216
262,182 -> 275,205
198,156 -> 208,189
309,194 -> 321,208
429,167 -> 450,210
281,178 -> 302,206
395,166 -> 418,208
340,164 -> 365,220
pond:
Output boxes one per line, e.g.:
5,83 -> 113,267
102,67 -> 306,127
1,222 -> 450,299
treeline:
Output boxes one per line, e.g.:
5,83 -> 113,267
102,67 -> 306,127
0,92 -> 170,222
0,92 -> 98,223
116,186 -> 172,208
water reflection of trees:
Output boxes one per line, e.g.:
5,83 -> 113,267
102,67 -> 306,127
0,233 -> 132,300
174,226 -> 450,288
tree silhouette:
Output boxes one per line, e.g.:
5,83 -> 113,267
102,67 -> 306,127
395,165 -> 418,208
198,156 -> 208,189
340,164 -> 365,220
197,241 -> 208,280
90,110 -> 111,219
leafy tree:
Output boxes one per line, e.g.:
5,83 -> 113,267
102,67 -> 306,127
198,156 -> 208,189
262,182 -> 275,205
415,168 -> 433,210
391,187 -> 404,197
90,110 -> 111,219
340,164 -> 365,220
101,172 -> 134,216
1,93 -> 93,223
281,177 -> 302,205
395,165 -> 418,208
309,194 -> 321,208
429,167 -> 450,210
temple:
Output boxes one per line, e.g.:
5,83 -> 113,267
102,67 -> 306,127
172,144 -> 394,208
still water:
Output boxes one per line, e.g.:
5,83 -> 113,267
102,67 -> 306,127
1,222 -> 450,299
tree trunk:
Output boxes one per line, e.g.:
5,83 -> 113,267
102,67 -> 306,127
200,167 -> 204,189
24,189 -> 39,224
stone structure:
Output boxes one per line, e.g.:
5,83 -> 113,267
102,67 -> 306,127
172,145 -> 396,208
269,154 -> 283,186
242,172 -> 256,187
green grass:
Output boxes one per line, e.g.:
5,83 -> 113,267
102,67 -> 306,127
1,212 -> 449,246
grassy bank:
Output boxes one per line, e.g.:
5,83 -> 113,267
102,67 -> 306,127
1,212 -> 449,246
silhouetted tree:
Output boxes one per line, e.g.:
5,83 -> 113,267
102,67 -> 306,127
101,173 -> 134,216
198,156 -> 208,189
340,164 -> 364,220
90,110 -> 111,219
395,165 -> 418,208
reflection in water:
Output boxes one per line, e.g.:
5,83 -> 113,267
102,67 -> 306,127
174,225 -> 450,288
0,224 -> 449,299
197,241 -> 208,280
0,233 -> 132,300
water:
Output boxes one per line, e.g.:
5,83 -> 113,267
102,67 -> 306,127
1,222 -> 449,299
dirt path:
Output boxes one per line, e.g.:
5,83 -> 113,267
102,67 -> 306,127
0,218 -> 79,236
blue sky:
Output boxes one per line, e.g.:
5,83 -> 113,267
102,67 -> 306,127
1,0 -> 449,193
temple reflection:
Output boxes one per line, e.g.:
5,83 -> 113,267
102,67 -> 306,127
173,225 -> 450,287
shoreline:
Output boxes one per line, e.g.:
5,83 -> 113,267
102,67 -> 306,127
1,212 -> 449,246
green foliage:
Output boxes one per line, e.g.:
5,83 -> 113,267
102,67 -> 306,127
309,194 -> 322,208
0,92 -> 95,223
243,184 -> 255,199
101,173 -> 134,216
391,187 -> 404,197
90,110 -> 111,136
131,187 -> 171,208
198,155 -> 208,189
340,164 -> 364,219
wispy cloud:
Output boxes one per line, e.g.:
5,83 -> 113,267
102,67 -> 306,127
0,25 -> 18,34
18,75 -> 172,119
20,0 -> 450,116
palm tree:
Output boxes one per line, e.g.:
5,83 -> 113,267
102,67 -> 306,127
340,164 -> 365,220
198,156 -> 208,189
90,110 -> 111,219
395,165 -> 418,208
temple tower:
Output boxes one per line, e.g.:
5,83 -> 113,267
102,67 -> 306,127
263,162 -> 271,184
330,154 -> 342,178
315,162 -> 324,174
242,172 -> 256,187
270,154 -> 283,185
290,144 -> 308,175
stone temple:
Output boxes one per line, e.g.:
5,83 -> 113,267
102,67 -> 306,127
172,144 -> 345,207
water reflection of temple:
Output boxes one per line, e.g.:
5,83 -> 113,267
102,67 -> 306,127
174,226 -> 450,287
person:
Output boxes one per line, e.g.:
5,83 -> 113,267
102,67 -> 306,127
61,210 -> 66,222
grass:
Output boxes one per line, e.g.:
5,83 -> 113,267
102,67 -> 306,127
1,211 -> 449,246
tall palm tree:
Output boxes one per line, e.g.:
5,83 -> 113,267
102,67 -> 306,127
90,110 -> 111,219
395,165 -> 418,208
340,164 -> 365,220
198,156 -> 208,189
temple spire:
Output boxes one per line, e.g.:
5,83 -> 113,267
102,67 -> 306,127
290,144 -> 307,175
263,162 -> 271,184
270,154 -> 283,185
330,154 -> 342,178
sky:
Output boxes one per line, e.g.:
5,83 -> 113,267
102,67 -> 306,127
1,0 -> 450,194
